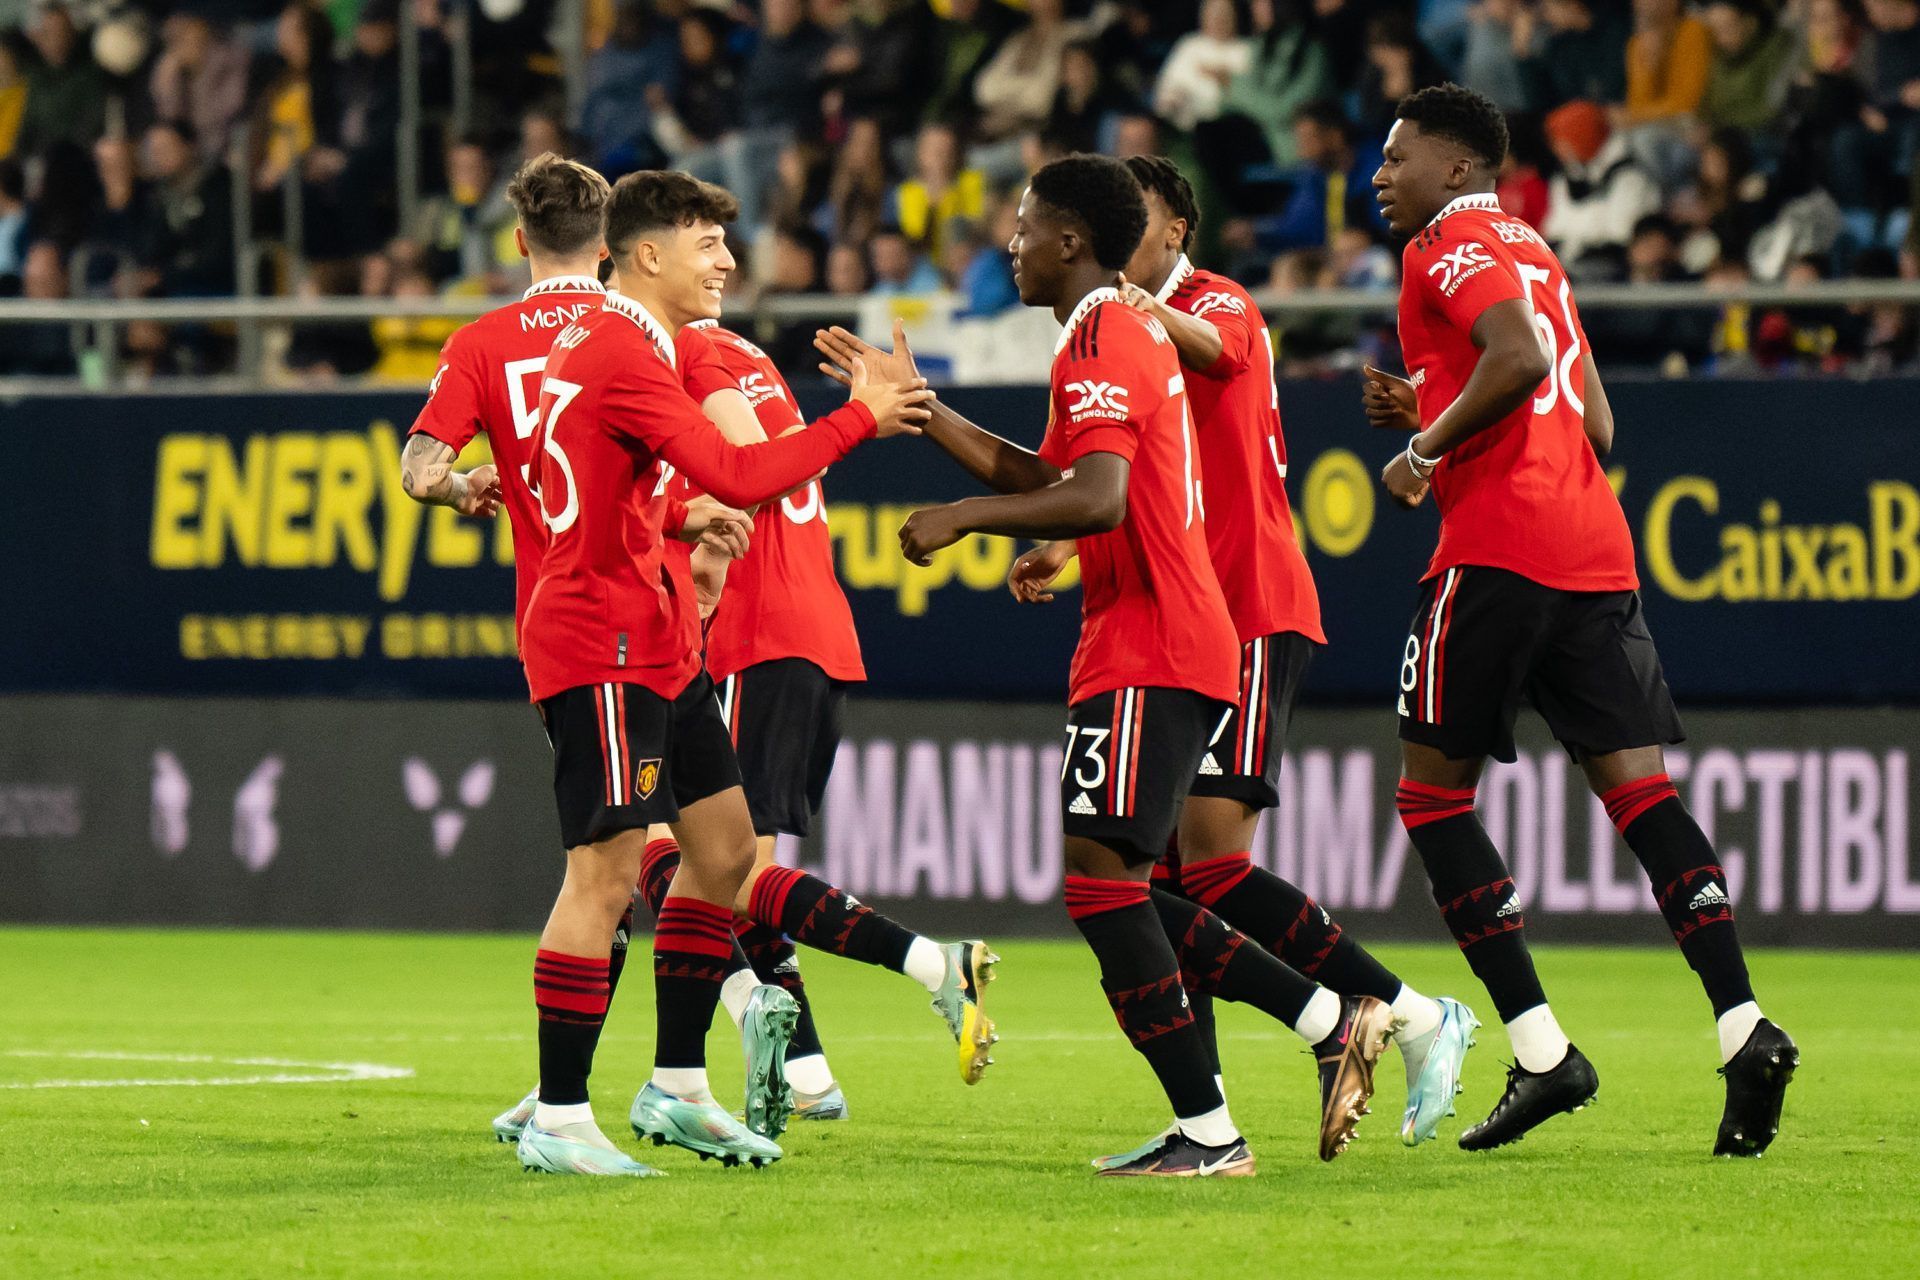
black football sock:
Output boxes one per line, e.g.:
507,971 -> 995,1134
737,920 -> 827,1060
1603,774 -> 1757,1017
534,949 -> 609,1107
604,897 -> 636,1001
1151,888 -> 1317,1028
748,864 -> 917,974
651,896 -> 733,1074
1397,780 -> 1549,1024
1153,847 -> 1220,1075
640,836 -> 757,986
1066,876 -> 1224,1124
1184,850 -> 1403,1002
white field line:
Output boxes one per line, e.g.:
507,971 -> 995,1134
0,1050 -> 413,1089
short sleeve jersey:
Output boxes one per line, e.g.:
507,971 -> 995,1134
519,293 -> 876,703
1037,290 -> 1240,707
1157,256 -> 1324,645
406,275 -> 607,632
676,321 -> 866,683
1397,193 -> 1637,591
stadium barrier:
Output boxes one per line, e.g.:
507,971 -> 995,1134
1,695 -> 1911,945
4,377 -> 1915,702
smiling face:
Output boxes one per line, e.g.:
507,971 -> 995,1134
1373,118 -> 1474,237
1009,187 -> 1070,308
648,221 -> 734,325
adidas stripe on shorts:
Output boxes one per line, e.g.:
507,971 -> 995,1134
1187,631 -> 1316,812
1059,686 -> 1232,866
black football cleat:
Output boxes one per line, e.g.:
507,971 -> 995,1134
1094,1130 -> 1255,1178
1458,1045 -> 1598,1151
1714,1020 -> 1798,1158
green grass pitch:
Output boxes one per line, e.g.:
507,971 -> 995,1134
3,927 -> 1913,1279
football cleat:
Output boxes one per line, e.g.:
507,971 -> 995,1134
1316,994 -> 1396,1162
740,985 -> 801,1140
1090,1122 -> 1176,1171
1399,997 -> 1480,1147
1095,1130 -> 1255,1178
930,940 -> 999,1084
1459,1045 -> 1599,1151
792,1084 -> 850,1121
1714,1020 -> 1798,1158
492,1087 -> 538,1144
517,1118 -> 662,1177
630,1082 -> 783,1168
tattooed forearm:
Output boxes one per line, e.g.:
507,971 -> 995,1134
400,434 -> 458,506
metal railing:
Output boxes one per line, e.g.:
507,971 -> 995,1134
2,279 -> 1917,392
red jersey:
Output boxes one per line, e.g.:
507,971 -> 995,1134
1397,193 -> 1637,591
674,321 -> 866,683
519,292 -> 877,703
1038,289 -> 1240,707
1156,256 -> 1324,645
407,274 -> 608,631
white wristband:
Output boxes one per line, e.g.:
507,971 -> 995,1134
1406,440 -> 1440,477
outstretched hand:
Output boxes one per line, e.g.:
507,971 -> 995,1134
847,354 -> 934,438
816,318 -> 920,388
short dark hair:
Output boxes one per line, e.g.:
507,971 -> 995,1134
1395,82 -> 1509,169
505,153 -> 611,256
1124,155 -> 1199,252
604,169 -> 740,258
1028,153 -> 1147,271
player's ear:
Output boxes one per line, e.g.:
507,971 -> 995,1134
514,226 -> 529,261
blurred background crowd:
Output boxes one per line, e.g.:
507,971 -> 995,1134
1,0 -> 1916,381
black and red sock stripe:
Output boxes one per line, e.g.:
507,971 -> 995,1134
1064,874 -> 1149,919
1179,851 -> 1252,907
534,949 -> 610,1024
638,836 -> 680,916
654,896 -> 737,977
1395,779 -> 1477,829
1601,773 -> 1679,832
1436,877 -> 1526,949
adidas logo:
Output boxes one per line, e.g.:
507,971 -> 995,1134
1689,883 -> 1730,910
1069,792 -> 1097,816
1495,896 -> 1523,918
1198,753 -> 1223,776
1397,693 -> 1410,717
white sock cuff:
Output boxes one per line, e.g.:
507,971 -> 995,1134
1505,1004 -> 1572,1074
650,1066 -> 710,1099
533,1100 -> 594,1129
1176,1102 -> 1239,1147
903,936 -> 947,993
786,1053 -> 835,1096
719,969 -> 759,1029
1294,988 -> 1342,1045
1716,1001 -> 1764,1065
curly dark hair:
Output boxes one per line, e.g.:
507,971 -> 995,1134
1123,155 -> 1199,253
1395,82 -> 1509,169
1028,153 -> 1147,272
604,169 -> 741,258
505,153 -> 611,256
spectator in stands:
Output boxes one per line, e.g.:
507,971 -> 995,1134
829,0 -> 933,142
1152,0 -> 1248,133
1498,116 -> 1554,227
826,239 -> 870,295
1521,0 -> 1629,110
1356,10 -> 1446,140
867,224 -> 941,295
284,257 -> 378,382
370,262 -> 458,384
824,115 -> 887,245
1623,0 -> 1712,128
766,221 -> 828,294
0,156 -> 25,290
1434,0 -> 1532,115
737,0 -> 832,228
891,121 -> 985,266
253,3 -> 336,194
1544,99 -> 1663,275
1194,0 -> 1334,212
1,240 -> 77,375
923,0 -> 1011,128
1585,213 -> 1712,368
578,1 -> 677,175
1240,99 -> 1387,254
142,119 -> 234,297
149,11 -> 252,165
1701,1 -> 1798,133
1047,40 -> 1129,155
17,3 -> 107,156
646,11 -> 743,192
951,202 -> 1019,316
1781,0 -> 1872,191
973,0 -> 1086,144
1830,0 -> 1920,212
411,137 -> 493,285
0,37 -> 24,161
1110,112 -> 1161,159
83,134 -> 152,294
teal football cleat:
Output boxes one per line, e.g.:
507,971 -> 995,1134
1091,1122 -> 1175,1170
630,1082 -> 783,1168
517,1119 -> 662,1177
741,985 -> 801,1139
930,940 -> 999,1084
792,1084 -> 849,1121
1400,997 -> 1481,1147
492,1088 -> 538,1143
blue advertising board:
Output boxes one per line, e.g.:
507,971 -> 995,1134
3,377 -> 1915,702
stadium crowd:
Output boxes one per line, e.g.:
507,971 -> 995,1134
0,0 -> 1917,379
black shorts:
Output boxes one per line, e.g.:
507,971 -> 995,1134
1060,686 -> 1230,867
1188,631 -> 1315,811
538,672 -> 743,850
715,658 -> 848,838
1397,565 -> 1684,764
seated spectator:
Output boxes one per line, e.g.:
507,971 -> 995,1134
1152,0 -> 1249,133
1829,0 -> 1920,212
82,135 -> 153,294
578,1 -> 677,176
1521,0 -> 1629,110
411,137 -> 495,285
1355,11 -> 1446,140
1430,0 -> 1532,115
647,11 -> 744,189
764,221 -> 827,294
1584,213 -> 1712,368
142,119 -> 235,297
826,240 -> 870,296
829,0 -> 934,142
17,5 -> 107,158
1110,113 -> 1161,159
253,3 -> 336,193
973,0 -> 1086,142
736,0 -> 833,228
1781,0 -> 1872,188
1047,40 -> 1130,155
824,116 -> 887,246
1701,1 -> 1796,133
1543,99 -> 1662,274
370,263 -> 460,384
0,241 -> 77,376
1623,0 -> 1711,128
1241,100 -> 1387,254
1842,245 -> 1918,372
283,257 -> 378,382
868,224 -> 943,295
953,199 -> 1019,316
1329,224 -> 1397,290
1196,0 -> 1334,209
891,122 -> 985,266
923,0 -> 1011,128
149,12 -> 252,165
0,157 -> 26,290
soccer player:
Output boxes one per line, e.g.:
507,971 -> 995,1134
514,169 -> 933,1175
1005,153 -> 1478,1152
824,155 -> 1394,1174
1365,83 -> 1797,1154
400,155 -> 799,1154
649,316 -> 1001,1119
